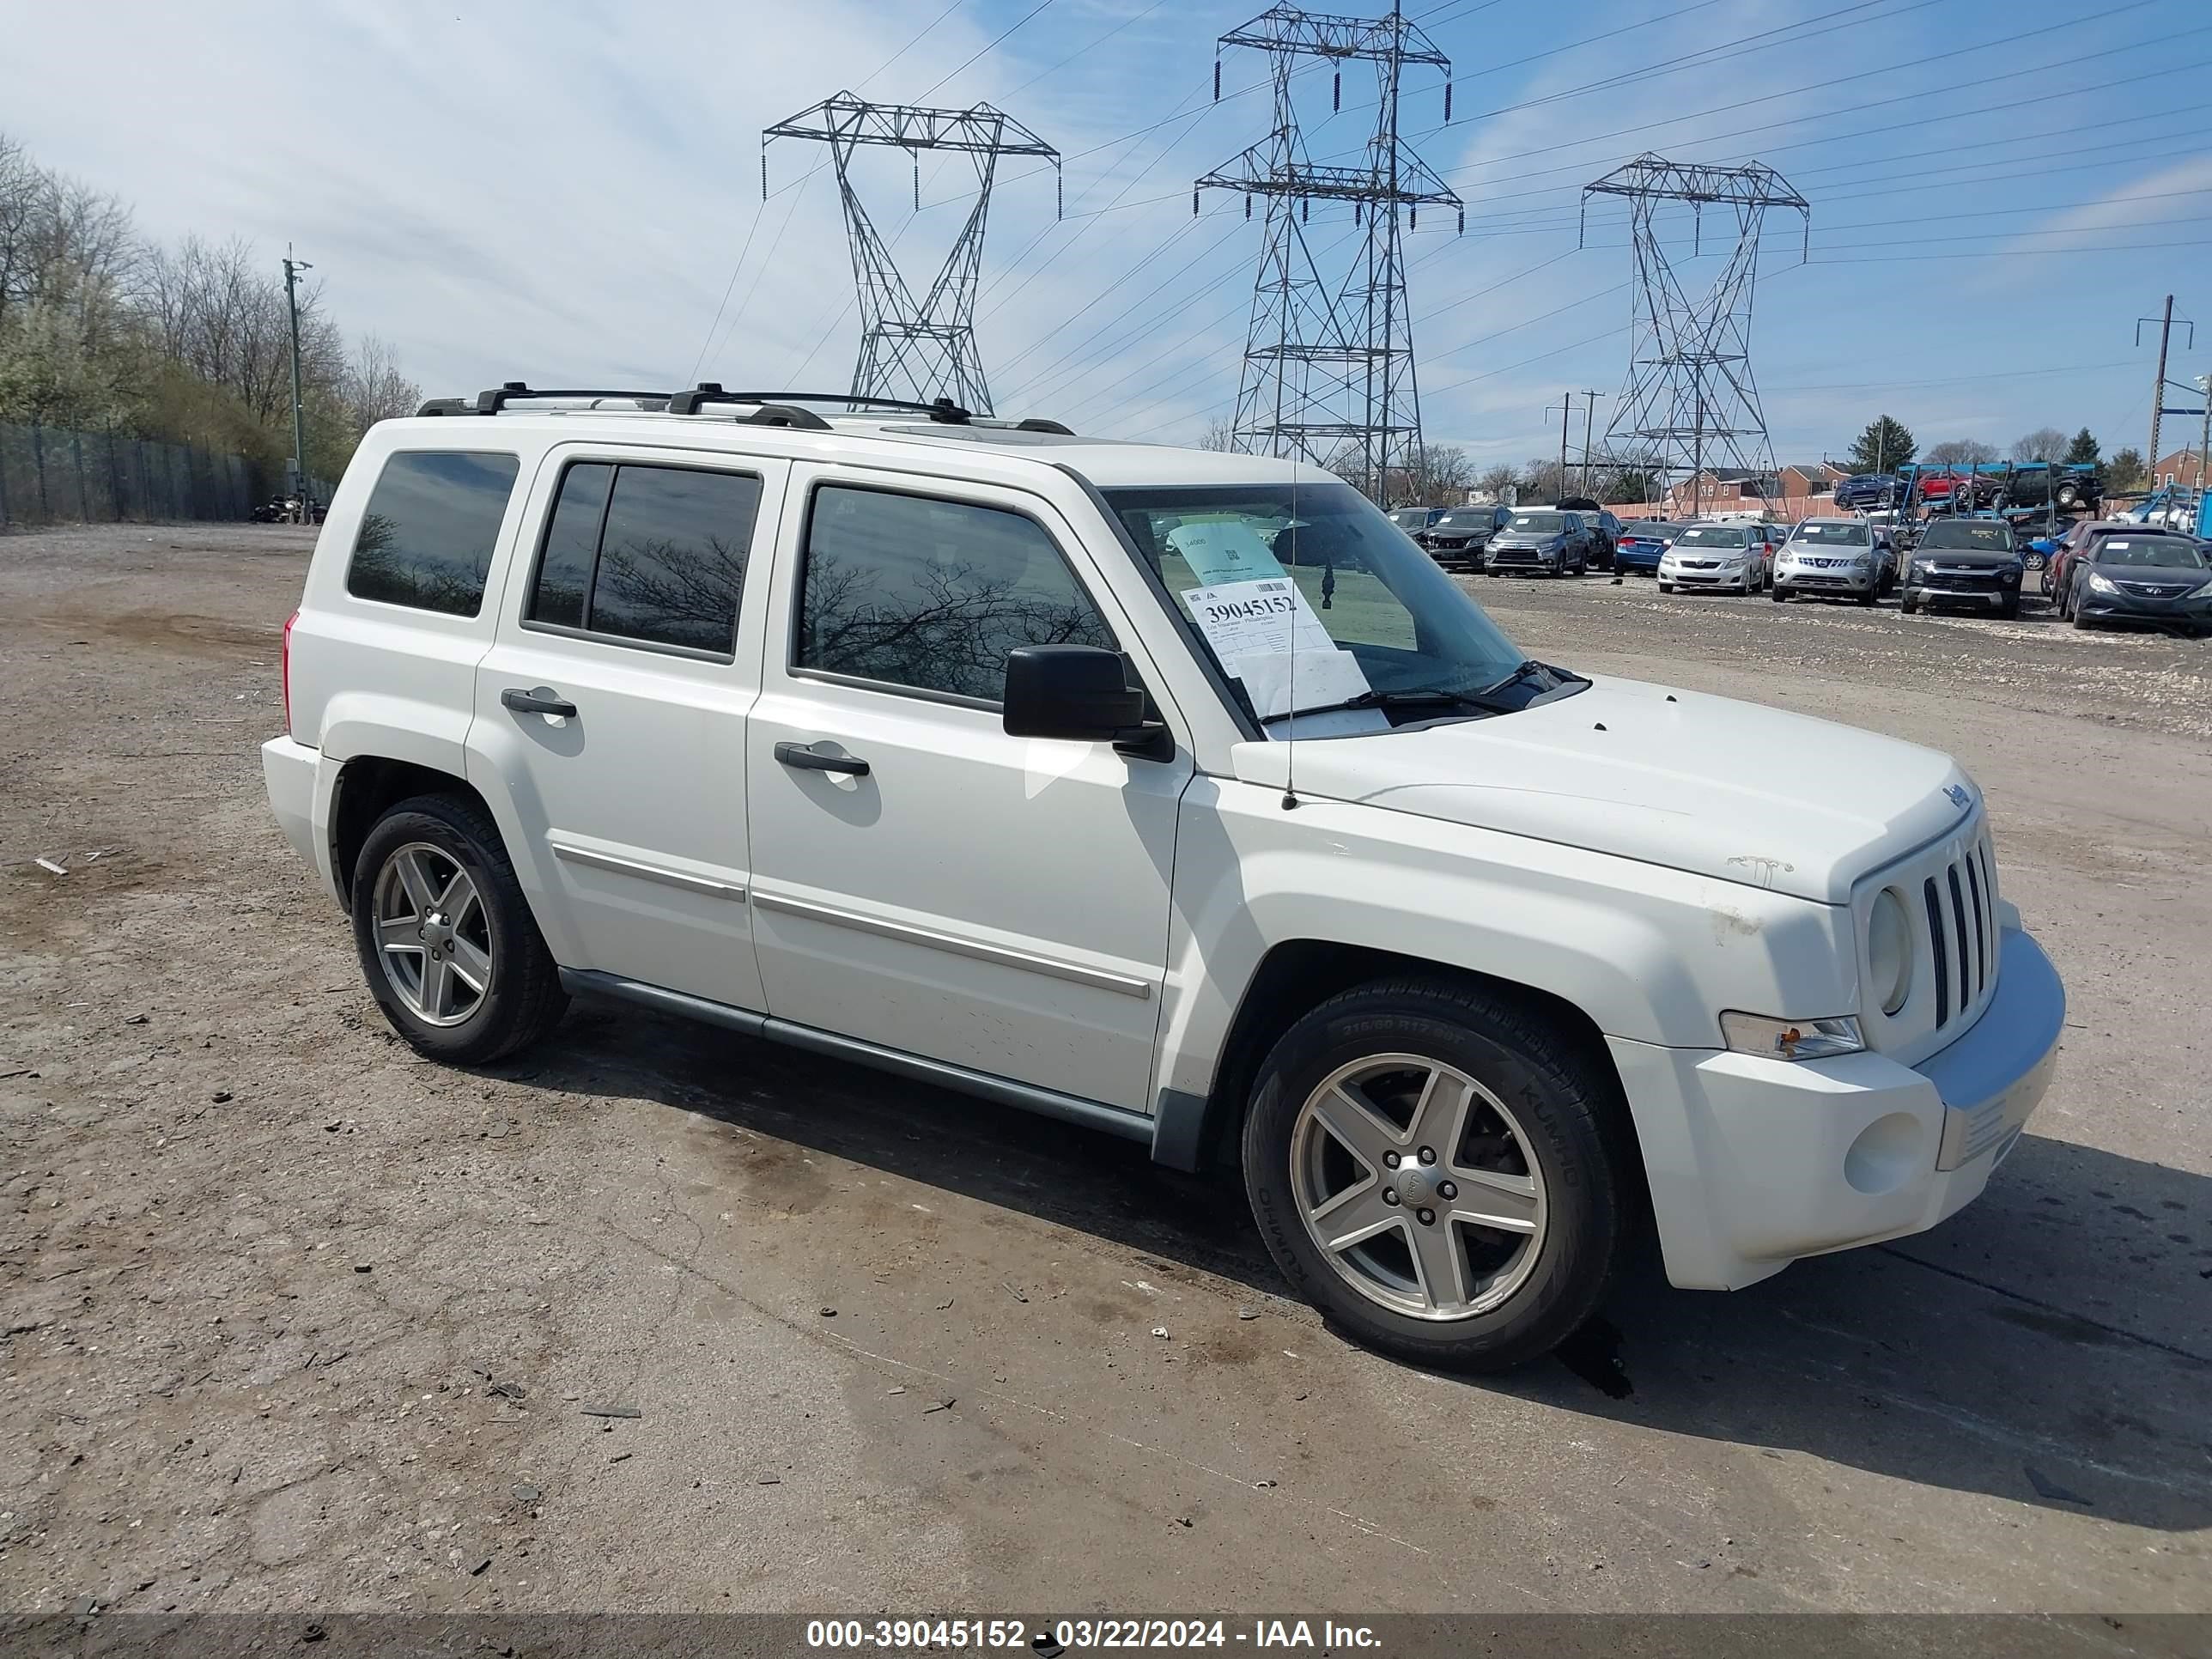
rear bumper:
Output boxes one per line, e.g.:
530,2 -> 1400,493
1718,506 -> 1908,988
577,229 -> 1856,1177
262,735 -> 340,904
1608,924 -> 2064,1291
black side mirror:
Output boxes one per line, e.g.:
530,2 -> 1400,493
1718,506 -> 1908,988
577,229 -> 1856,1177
1003,645 -> 1150,744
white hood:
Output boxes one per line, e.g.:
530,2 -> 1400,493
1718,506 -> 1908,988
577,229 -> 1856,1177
1234,676 -> 1974,904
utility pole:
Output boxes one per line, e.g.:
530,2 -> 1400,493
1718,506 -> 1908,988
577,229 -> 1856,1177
2197,372 -> 2209,498
283,246 -> 312,516
1578,389 -> 1606,495
2146,295 -> 2174,478
1551,392 -> 1572,499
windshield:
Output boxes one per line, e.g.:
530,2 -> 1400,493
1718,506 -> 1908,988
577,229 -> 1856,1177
2096,538 -> 2206,569
1789,522 -> 1870,546
1508,512 -> 1566,533
1103,482 -> 1572,732
1675,525 -> 1749,547
1917,520 -> 2014,552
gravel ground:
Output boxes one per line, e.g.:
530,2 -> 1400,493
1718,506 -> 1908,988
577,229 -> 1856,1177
0,524 -> 2206,1626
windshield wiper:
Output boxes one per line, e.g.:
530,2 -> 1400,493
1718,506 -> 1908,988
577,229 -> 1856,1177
1260,687 -> 1503,726
1477,657 -> 1565,698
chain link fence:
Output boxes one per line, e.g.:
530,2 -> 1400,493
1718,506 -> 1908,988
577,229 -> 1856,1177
0,420 -> 255,531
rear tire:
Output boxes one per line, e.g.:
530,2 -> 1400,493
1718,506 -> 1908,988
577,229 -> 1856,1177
1242,978 -> 1626,1372
350,794 -> 568,1066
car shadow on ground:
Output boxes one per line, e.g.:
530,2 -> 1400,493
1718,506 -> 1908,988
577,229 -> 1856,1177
501,998 -> 2212,1535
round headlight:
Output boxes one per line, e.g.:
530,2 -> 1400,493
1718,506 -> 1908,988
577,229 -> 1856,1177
1869,887 -> 1912,1016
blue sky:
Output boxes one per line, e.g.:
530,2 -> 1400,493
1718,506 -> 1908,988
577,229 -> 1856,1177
4,0 -> 2206,469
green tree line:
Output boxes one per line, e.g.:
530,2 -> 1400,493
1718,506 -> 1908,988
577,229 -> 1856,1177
0,131 -> 416,486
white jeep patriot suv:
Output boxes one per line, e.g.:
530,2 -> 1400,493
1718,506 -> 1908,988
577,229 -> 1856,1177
263,383 -> 2065,1370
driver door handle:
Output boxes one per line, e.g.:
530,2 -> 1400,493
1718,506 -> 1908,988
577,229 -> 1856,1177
775,741 -> 870,777
501,686 -> 578,718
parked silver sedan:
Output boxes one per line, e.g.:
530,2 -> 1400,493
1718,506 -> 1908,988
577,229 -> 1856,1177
1657,520 -> 1775,594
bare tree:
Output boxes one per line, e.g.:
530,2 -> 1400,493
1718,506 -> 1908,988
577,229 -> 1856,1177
340,333 -> 420,432
1924,438 -> 1997,465
2009,427 -> 2068,463
1195,416 -> 1238,453
1474,464 -> 1518,501
1521,457 -> 1566,503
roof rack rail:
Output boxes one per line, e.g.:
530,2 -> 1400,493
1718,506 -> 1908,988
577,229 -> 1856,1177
418,381 -> 672,416
664,383 -> 974,422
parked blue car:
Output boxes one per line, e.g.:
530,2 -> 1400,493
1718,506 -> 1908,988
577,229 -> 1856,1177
1614,520 -> 1681,574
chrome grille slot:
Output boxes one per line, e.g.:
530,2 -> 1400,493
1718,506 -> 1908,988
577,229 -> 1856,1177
1947,865 -> 1971,1012
1925,876 -> 1950,1030
1964,852 -> 1986,997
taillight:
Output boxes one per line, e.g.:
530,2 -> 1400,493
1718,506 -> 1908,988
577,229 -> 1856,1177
282,609 -> 298,735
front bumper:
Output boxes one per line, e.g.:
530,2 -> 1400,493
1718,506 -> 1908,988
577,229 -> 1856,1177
1607,923 -> 2064,1291
2077,592 -> 2212,625
1661,562 -> 1751,586
1486,545 -> 1560,569
1775,565 -> 1875,593
1905,583 -> 2013,607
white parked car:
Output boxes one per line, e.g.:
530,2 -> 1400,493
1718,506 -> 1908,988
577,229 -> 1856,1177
1657,520 -> 1776,593
263,385 -> 2065,1370
1775,517 -> 1887,605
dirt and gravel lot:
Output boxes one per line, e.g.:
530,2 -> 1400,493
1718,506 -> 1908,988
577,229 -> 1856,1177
0,524 -> 2207,1628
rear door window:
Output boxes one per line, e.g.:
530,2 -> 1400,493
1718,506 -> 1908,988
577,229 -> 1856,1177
524,461 -> 763,658
345,450 -> 521,617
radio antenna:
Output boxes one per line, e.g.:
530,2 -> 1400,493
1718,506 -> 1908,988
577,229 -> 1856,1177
1283,453 -> 1300,811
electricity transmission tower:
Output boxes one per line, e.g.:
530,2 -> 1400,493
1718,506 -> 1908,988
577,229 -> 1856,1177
763,94 -> 1060,414
1196,4 -> 1462,501
1582,155 -> 1807,518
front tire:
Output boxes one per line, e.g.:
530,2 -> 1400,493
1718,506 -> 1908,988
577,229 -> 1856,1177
1242,979 -> 1626,1372
350,794 -> 568,1065
1657,580 -> 1673,593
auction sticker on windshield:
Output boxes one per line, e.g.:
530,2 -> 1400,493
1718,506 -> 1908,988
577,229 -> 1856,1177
1181,578 -> 1334,661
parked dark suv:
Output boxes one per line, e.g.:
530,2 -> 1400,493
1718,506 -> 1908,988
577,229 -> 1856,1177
1899,518 -> 2024,618
1423,503 -> 1511,569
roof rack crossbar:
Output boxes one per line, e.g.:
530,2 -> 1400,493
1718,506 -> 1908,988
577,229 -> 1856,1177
666,383 -> 973,422
417,382 -> 673,416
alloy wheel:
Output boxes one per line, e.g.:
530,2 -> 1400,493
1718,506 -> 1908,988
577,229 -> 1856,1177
1289,1054 -> 1547,1322
371,842 -> 494,1026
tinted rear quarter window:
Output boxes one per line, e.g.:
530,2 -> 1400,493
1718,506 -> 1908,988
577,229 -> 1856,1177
346,451 -> 520,616
525,462 -> 762,656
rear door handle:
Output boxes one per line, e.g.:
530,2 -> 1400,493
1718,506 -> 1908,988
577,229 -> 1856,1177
775,741 -> 869,777
502,686 -> 578,718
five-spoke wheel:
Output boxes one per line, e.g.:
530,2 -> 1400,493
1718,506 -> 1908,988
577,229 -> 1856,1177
349,793 -> 566,1064
1291,1055 -> 1546,1321
371,842 -> 494,1026
1243,978 -> 1625,1370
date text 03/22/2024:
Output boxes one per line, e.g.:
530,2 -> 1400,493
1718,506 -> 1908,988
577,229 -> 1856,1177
803,1618 -> 1382,1650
